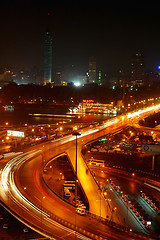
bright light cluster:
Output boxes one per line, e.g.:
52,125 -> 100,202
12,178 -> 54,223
0,150 -> 49,219
0,150 -> 91,240
127,104 -> 160,119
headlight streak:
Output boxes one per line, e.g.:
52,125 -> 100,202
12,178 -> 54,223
127,104 -> 160,119
50,103 -> 160,147
1,104 -> 160,239
44,217 -> 92,240
1,150 -> 40,192
1,150 -> 50,219
10,171 -> 50,218
0,150 -> 92,240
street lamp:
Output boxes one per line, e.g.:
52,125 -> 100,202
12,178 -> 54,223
72,131 -> 81,240
72,132 -> 81,179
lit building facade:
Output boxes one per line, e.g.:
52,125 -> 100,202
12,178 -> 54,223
53,66 -> 64,86
98,70 -> 102,85
130,53 -> 145,87
44,31 -> 53,84
88,56 -> 96,83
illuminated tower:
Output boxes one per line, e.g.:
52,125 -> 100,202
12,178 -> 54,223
88,56 -> 96,83
44,31 -> 53,84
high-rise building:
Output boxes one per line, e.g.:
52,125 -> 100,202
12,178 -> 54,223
98,70 -> 102,85
44,31 -> 53,84
53,67 -> 63,86
130,53 -> 145,87
88,56 -> 96,83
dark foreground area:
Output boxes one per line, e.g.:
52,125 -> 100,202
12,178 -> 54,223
0,203 -> 45,240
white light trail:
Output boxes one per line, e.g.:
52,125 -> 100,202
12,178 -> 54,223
9,170 -> 50,217
0,149 -> 92,240
127,104 -> 160,119
1,103 -> 160,238
44,217 -> 92,240
144,182 -> 160,192
0,150 -> 45,216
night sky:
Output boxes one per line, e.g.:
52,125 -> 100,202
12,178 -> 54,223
0,1 -> 160,75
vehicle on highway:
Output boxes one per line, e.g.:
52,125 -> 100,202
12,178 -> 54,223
23,227 -> 29,233
3,223 -> 8,229
91,148 -> 98,152
76,207 -> 86,215
63,188 -> 71,198
63,181 -> 75,190
88,159 -> 105,166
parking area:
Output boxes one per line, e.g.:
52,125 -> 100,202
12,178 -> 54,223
42,154 -> 89,210
84,126 -> 160,174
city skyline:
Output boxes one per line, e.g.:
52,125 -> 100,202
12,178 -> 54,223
0,2 -> 160,76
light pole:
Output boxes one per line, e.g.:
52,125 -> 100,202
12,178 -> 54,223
72,132 -> 81,205
96,190 -> 102,218
72,131 -> 81,240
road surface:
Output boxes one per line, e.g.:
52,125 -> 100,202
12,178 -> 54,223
1,105 -> 160,239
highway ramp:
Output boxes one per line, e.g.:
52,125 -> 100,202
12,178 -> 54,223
67,132 -> 111,219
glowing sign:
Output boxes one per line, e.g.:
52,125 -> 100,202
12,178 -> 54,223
158,66 -> 160,70
7,130 -> 25,138
82,100 -> 94,103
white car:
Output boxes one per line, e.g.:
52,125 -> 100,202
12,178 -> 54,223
76,207 -> 86,215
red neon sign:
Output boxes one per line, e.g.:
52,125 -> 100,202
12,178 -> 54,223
82,100 -> 94,103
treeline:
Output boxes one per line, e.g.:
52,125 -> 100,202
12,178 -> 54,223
0,82 -> 160,105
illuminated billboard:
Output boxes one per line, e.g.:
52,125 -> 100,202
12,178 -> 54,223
82,100 -> 94,103
7,130 -> 25,138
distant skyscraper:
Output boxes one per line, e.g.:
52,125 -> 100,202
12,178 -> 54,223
44,31 -> 53,84
88,56 -> 96,83
130,53 -> 145,87
98,70 -> 102,85
53,66 -> 63,86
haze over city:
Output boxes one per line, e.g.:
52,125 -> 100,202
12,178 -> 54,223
0,1 -> 160,76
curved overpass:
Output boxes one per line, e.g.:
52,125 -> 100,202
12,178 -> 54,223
0,105 -> 160,239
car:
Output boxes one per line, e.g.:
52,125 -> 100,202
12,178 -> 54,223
23,227 -> 29,233
76,207 -> 86,215
63,188 -> 71,198
3,223 -> 8,229
78,204 -> 86,209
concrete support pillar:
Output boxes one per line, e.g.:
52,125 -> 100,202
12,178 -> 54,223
152,155 -> 155,171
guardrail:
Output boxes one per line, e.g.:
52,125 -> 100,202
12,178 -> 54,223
41,152 -> 152,239
80,136 -> 159,239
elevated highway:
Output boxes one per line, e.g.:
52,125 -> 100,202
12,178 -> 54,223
0,105 -> 160,239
